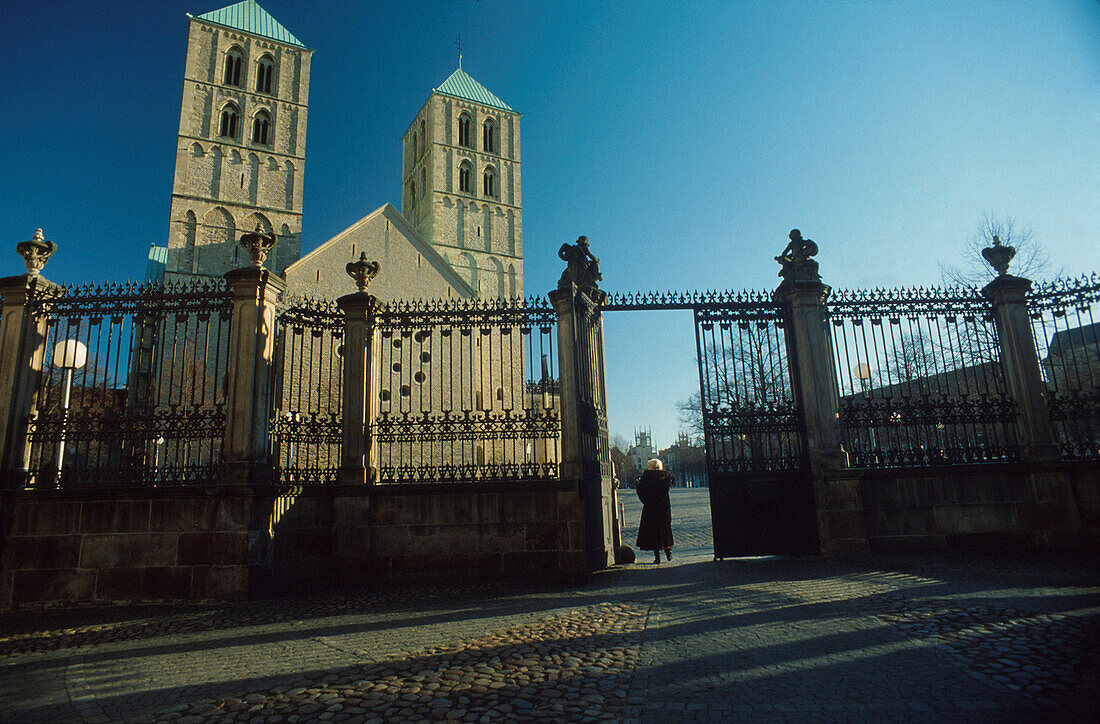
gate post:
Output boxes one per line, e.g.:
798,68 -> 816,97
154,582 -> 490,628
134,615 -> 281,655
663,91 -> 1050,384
979,240 -> 1060,461
221,229 -> 285,484
773,230 -> 868,555
336,254 -> 382,485
0,231 -> 61,489
550,237 -> 615,571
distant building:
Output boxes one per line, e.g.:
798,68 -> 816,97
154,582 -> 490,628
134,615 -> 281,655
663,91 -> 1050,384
659,433 -> 707,487
627,429 -> 655,473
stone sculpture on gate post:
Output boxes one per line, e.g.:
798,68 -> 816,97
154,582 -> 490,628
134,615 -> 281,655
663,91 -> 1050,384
550,236 -> 615,571
220,226 -> 286,484
773,229 -> 869,555
0,230 -> 63,489
337,253 -> 382,485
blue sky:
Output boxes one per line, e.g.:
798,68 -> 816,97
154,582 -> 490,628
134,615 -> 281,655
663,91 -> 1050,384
2,1 -> 1098,449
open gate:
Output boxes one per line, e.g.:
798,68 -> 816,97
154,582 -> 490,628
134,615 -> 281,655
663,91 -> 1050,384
692,298 -> 817,556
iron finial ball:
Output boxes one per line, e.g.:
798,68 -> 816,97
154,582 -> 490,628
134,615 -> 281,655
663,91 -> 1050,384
17,228 -> 57,276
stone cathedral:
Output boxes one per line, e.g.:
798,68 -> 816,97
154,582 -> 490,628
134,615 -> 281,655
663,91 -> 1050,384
156,0 -> 524,303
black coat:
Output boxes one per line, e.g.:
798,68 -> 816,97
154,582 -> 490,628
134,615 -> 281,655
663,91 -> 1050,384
635,469 -> 674,551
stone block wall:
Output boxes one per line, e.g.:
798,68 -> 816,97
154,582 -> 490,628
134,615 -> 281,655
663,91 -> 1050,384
857,462 -> 1095,552
1,481 -> 587,608
0,489 -> 273,608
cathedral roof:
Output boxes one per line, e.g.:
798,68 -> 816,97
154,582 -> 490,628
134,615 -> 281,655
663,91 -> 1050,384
192,1 -> 306,48
435,67 -> 513,111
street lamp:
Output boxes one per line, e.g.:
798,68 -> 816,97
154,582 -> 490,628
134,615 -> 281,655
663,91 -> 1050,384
853,363 -> 875,463
52,339 -> 88,481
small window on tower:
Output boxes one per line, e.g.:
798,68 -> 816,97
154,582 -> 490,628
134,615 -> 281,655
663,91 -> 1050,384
483,167 -> 496,197
219,103 -> 240,138
420,168 -> 426,197
255,55 -> 276,94
223,47 -> 244,88
458,113 -> 472,148
459,161 -> 472,193
483,119 -> 496,153
251,110 -> 271,144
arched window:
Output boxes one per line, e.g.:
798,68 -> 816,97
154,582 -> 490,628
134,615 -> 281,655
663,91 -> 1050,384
251,110 -> 271,144
419,120 -> 426,156
409,181 -> 416,209
459,161 -> 473,193
458,113 -> 472,148
255,54 -> 276,94
223,47 -> 244,87
420,168 -> 426,197
482,166 -> 496,197
483,119 -> 496,153
219,103 -> 240,138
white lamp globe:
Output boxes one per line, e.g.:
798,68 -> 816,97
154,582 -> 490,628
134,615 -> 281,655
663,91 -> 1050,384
53,339 -> 88,370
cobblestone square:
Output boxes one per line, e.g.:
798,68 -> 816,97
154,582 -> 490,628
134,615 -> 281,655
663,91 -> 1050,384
2,490 -> 1097,722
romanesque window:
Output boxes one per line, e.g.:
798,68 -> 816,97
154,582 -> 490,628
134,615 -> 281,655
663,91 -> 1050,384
459,161 -> 472,193
420,120 -> 426,156
483,119 -> 496,153
251,110 -> 271,144
420,168 -> 426,197
483,167 -> 496,197
255,55 -> 276,94
223,47 -> 244,87
219,104 -> 240,138
458,113 -> 472,148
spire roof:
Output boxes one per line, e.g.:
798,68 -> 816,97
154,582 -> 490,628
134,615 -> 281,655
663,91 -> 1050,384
191,1 -> 306,48
434,68 -> 512,111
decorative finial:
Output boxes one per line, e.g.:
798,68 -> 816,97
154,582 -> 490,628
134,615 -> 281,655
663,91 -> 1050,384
239,224 -> 277,268
456,35 -> 463,69
981,234 -> 1016,276
17,228 -> 57,276
556,235 -> 603,292
346,252 -> 381,293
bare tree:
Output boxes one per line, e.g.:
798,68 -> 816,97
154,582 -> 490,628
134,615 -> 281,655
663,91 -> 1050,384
940,214 -> 1056,286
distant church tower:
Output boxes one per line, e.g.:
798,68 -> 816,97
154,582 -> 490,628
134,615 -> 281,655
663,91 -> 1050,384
401,64 -> 523,298
164,1 -> 311,281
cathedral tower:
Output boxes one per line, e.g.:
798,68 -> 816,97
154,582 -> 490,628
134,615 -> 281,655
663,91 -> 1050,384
401,66 -> 522,298
164,1 -> 311,280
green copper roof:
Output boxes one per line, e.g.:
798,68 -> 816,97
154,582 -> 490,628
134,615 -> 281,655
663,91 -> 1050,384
192,1 -> 306,48
435,68 -> 512,111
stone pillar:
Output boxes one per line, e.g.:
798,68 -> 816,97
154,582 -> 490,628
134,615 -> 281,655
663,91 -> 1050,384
550,236 -> 615,571
981,275 -> 1060,461
0,230 -> 61,489
773,229 -> 867,555
220,265 -> 285,484
337,254 -> 383,486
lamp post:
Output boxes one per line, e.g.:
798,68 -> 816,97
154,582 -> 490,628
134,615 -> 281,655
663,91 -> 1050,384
853,363 -> 875,464
52,339 -> 88,481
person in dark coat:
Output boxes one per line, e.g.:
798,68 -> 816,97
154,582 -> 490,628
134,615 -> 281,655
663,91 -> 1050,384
636,458 -> 674,564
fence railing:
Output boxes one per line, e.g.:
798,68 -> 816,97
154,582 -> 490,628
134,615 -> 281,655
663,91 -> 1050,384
270,296 -> 344,484
828,285 -> 1019,467
373,297 -> 560,483
25,280 -> 232,487
694,293 -> 803,473
1028,274 -> 1100,459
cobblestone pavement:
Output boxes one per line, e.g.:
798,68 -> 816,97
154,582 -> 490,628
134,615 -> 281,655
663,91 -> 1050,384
3,489 -> 1098,722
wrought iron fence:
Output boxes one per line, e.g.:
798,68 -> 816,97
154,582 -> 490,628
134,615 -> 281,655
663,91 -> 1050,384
25,280 -> 232,487
1028,274 -> 1100,459
270,296 -> 344,483
693,293 -> 803,472
828,286 -> 1018,467
373,297 -> 560,483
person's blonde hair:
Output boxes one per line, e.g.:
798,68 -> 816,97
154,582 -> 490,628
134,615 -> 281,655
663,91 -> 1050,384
646,458 -> 663,471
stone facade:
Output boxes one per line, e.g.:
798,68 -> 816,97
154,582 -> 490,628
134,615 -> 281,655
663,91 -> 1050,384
164,14 -> 311,281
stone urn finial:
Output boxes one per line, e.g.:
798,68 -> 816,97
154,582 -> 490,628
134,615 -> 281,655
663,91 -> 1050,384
239,225 -> 278,268
981,234 -> 1016,276
17,228 -> 57,276
346,252 -> 381,292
